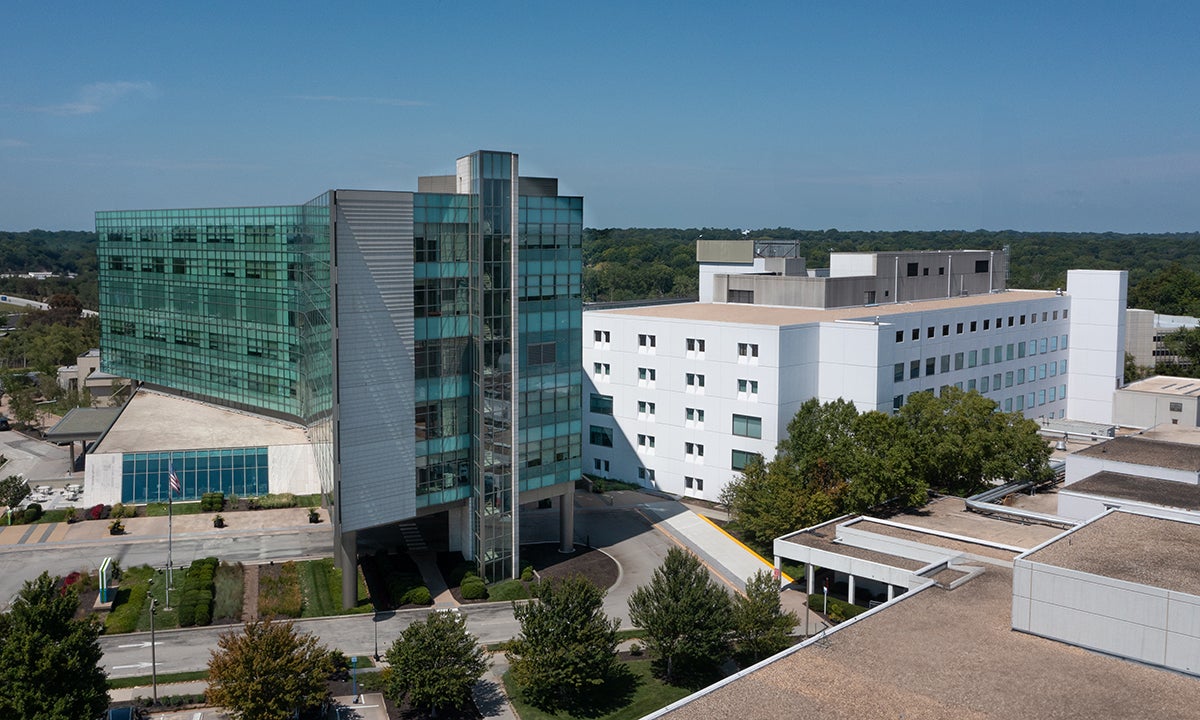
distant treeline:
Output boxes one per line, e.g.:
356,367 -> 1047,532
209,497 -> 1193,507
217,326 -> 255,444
3,228 -> 1200,316
584,228 -> 1200,314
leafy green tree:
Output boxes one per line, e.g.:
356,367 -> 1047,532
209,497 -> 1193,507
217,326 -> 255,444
721,456 -> 838,553
1125,352 -> 1151,384
899,387 -> 1053,495
1162,327 -> 1200,372
507,575 -> 622,711
385,609 -> 489,715
0,572 -> 108,720
1,474 -> 30,509
628,547 -> 732,683
8,387 -> 37,428
732,570 -> 799,664
207,619 -> 332,720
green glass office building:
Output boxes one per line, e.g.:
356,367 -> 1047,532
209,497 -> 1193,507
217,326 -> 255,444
97,151 -> 582,599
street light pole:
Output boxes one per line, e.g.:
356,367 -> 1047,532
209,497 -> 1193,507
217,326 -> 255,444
147,593 -> 158,704
373,611 -> 379,661
351,656 -> 359,704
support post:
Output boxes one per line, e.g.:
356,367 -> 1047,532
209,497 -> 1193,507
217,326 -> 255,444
887,584 -> 895,602
557,483 -> 575,554
337,530 -> 358,610
847,574 -> 856,607
806,564 -> 815,595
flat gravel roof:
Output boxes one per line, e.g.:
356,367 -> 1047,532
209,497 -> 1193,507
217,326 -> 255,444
1065,471 -> 1200,511
661,566 -> 1200,719
1025,511 -> 1200,596
1074,435 -> 1200,472
93,390 -> 308,454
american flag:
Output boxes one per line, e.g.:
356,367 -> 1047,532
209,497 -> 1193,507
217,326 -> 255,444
168,461 -> 181,495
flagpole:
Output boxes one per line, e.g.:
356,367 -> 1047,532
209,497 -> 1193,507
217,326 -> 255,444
166,488 -> 173,609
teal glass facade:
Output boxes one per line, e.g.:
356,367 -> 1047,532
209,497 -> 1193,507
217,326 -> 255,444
96,151 -> 581,584
121,448 -> 269,503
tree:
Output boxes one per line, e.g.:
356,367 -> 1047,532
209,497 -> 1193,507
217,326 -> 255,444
385,609 -> 489,715
8,386 -> 37,428
207,619 -> 332,720
0,572 -> 108,720
507,575 -> 622,711
627,547 -> 732,683
1162,327 -> 1200,373
0,474 -> 30,509
731,570 -> 798,664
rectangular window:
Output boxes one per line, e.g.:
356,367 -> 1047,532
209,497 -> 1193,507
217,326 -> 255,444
1039,338 -> 1048,354
529,342 -> 557,365
1059,360 -> 1067,374
894,363 -> 905,382
593,362 -> 611,379
1017,368 -> 1026,384
738,379 -> 759,395
942,324 -> 950,336
1028,392 -> 1036,408
589,425 -> 614,447
1018,343 -> 1026,359
954,352 -> 964,370
975,260 -> 989,273
637,467 -> 655,483
970,321 -> 978,332
910,360 -> 920,379
1005,371 -> 1014,388
896,330 -> 904,343
738,342 -> 759,358
927,326 -> 935,338
686,337 -> 705,353
589,393 -> 614,415
686,373 -> 705,389
993,373 -> 1002,390
685,407 -> 705,424
1050,336 -> 1059,352
1039,364 -> 1047,379
912,328 -> 920,341
1049,386 -> 1057,402
1038,390 -> 1046,406
1062,334 -> 1068,348
981,376 -> 991,393
732,414 -> 763,439
685,442 -> 704,458
1016,394 -> 1025,411
638,367 -> 656,382
968,378 -> 977,391
983,319 -> 990,330
638,400 -> 656,418
731,450 -> 761,471
593,330 -> 610,344
957,323 -> 964,334
940,355 -> 950,373
638,333 -> 656,349
684,476 -> 704,491
925,358 -> 936,376
968,350 -> 978,368
907,262 -> 919,277
1049,362 -> 1057,377
982,347 -> 991,365
637,434 -> 655,449
1005,398 -> 1013,412
893,394 -> 904,411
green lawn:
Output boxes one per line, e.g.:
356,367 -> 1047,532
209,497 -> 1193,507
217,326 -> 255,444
106,566 -> 184,634
294,559 -> 373,617
504,659 -> 692,720
108,670 -> 209,689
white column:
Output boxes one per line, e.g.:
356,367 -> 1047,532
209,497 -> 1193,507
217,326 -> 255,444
807,564 -> 815,595
847,574 -> 856,606
887,584 -> 895,601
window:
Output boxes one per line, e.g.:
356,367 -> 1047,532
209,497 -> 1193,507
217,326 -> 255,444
925,358 -> 936,376
729,289 -> 754,303
589,425 -> 614,447
982,347 -> 990,365
983,319 -> 990,330
956,323 -> 964,334
1062,334 -> 1068,348
975,259 -> 989,273
686,407 -> 705,424
912,328 -> 920,341
731,450 -> 761,471
638,333 -> 656,349
738,342 -> 759,358
638,367 -> 656,383
942,324 -> 950,336
593,362 -> 611,380
968,350 -> 978,368
1008,316 -> 1015,327
684,476 -> 704,491
1018,343 -> 1026,359
993,373 -> 1001,390
1005,398 -> 1013,412
970,321 -> 977,332
907,262 -> 919,277
1063,310 -> 1068,319
637,467 -> 655,483
1051,336 -> 1058,351
687,337 -> 705,353
1016,394 -> 1025,411
968,378 -> 977,391
1059,360 -> 1067,374
927,326 -> 935,338
1020,315 -> 1026,325
910,360 -> 920,379
638,400 -> 656,418
940,355 -> 950,373
1049,362 -> 1057,377
1039,364 -> 1047,380
894,363 -> 905,382
896,330 -> 904,343
686,372 -> 705,390
893,395 -> 904,411
1038,390 -> 1046,406
590,393 -> 614,415
1017,368 -> 1026,384
1048,386 -> 1057,402
593,458 -> 610,472
685,442 -> 704,457
1005,371 -> 1014,388
954,352 -> 964,370
738,379 -> 759,396
981,376 -> 990,393
528,342 -> 556,365
637,434 -> 655,450
593,330 -> 610,344
732,414 -> 763,438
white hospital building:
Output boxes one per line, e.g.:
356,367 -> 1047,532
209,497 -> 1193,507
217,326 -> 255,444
583,243 -> 1127,501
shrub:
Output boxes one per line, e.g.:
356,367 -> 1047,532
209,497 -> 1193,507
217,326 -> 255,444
520,565 -> 534,582
88,504 -> 105,521
23,503 -> 42,522
200,492 -> 225,512
630,642 -> 643,656
108,519 -> 124,535
461,577 -> 488,600
256,493 -> 298,509
401,586 -> 432,605
110,502 -> 136,519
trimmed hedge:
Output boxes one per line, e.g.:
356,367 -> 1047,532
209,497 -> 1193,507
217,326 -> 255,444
200,492 -> 225,512
401,586 -> 432,605
177,557 -> 219,627
461,577 -> 488,600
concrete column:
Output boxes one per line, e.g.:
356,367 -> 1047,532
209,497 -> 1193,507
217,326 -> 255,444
336,529 -> 358,610
558,483 -> 575,553
887,584 -> 895,602
807,564 -> 816,595
847,574 -> 856,607
774,555 -> 782,587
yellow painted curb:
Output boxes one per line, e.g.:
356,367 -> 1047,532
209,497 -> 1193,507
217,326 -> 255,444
695,513 -> 795,585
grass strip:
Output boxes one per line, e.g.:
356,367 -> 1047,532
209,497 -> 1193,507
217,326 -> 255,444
109,670 -> 209,689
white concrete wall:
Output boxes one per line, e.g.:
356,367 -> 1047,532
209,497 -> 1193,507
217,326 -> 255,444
699,259 -> 765,302
1057,490 -> 1200,523
1113,390 -> 1200,429
83,452 -> 123,506
1065,452 -> 1199,486
1014,556 -> 1200,677
829,253 -> 878,278
267,444 -> 322,495
1067,270 -> 1128,425
582,311 -> 781,501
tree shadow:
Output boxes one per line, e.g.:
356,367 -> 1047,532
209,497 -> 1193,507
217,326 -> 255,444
525,664 -> 640,719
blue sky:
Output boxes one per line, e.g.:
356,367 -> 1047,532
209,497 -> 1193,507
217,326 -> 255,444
2,2 -> 1197,232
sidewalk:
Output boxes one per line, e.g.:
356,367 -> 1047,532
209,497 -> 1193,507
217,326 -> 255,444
0,506 -> 326,548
